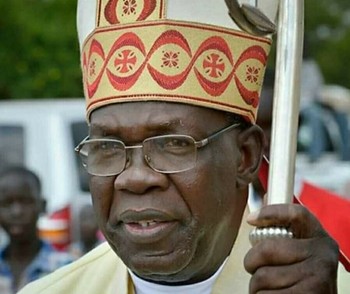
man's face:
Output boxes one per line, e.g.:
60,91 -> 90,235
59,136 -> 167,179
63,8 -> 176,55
89,102 -> 260,284
0,174 -> 43,242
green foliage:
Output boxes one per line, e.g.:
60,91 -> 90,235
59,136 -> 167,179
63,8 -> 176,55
304,0 -> 350,87
0,0 -> 83,99
0,1 -> 350,99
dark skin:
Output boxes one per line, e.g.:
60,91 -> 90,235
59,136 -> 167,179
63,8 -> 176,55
245,205 -> 339,293
89,102 -> 260,284
256,87 -> 274,158
252,86 -> 274,197
0,172 -> 45,291
79,204 -> 99,253
88,101 -> 338,291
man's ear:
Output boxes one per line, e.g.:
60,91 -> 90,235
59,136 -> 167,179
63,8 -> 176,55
235,125 -> 264,189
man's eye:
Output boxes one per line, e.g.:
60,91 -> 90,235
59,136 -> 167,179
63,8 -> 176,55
0,200 -> 11,208
99,141 -> 120,151
100,142 -> 109,150
164,138 -> 190,148
87,141 -> 122,157
157,137 -> 194,155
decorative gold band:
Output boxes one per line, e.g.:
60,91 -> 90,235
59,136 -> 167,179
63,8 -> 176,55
96,0 -> 166,27
82,20 -> 271,122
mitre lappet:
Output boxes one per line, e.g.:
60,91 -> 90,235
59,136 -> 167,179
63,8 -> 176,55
77,0 -> 279,123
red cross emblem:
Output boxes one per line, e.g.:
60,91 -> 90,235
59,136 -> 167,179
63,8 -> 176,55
203,53 -> 225,78
114,49 -> 137,73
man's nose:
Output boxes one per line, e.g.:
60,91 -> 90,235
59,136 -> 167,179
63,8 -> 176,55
114,148 -> 169,194
9,202 -> 24,216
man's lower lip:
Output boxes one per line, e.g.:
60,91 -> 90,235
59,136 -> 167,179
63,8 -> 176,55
122,221 -> 178,243
9,225 -> 25,235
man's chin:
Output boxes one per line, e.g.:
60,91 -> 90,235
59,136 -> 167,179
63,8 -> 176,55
124,250 -> 196,283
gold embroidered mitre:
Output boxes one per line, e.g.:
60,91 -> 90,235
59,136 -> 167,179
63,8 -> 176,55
77,0 -> 278,123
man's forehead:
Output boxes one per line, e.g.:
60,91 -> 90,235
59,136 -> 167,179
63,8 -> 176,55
0,179 -> 39,197
89,102 -> 227,131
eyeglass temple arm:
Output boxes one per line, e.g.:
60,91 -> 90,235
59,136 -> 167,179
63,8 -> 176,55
75,136 -> 89,152
194,123 -> 241,148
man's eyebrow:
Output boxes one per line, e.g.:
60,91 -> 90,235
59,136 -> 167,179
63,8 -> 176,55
154,119 -> 184,128
89,121 -> 115,132
90,118 -> 184,131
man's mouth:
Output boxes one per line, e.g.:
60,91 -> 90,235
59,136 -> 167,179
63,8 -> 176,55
117,209 -> 178,243
8,224 -> 26,235
135,220 -> 158,228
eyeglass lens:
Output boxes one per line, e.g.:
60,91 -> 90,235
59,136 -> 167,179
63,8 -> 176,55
79,135 -> 197,176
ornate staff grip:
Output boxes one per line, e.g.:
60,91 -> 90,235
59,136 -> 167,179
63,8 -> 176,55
249,227 -> 294,246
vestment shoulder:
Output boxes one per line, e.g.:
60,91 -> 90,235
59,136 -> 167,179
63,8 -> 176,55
18,242 -> 128,294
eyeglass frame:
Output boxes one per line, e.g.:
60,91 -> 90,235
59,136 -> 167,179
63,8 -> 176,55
75,122 -> 241,176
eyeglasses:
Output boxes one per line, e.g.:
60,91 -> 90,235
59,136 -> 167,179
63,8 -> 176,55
75,123 -> 240,176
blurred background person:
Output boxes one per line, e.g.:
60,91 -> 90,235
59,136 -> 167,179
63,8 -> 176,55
69,203 -> 102,259
299,37 -> 350,162
316,84 -> 350,161
0,166 -> 72,294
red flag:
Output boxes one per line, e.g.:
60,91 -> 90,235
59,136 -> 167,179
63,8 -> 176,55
258,158 -> 350,272
297,181 -> 350,272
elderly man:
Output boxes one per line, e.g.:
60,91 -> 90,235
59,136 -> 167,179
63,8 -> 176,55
20,0 -> 342,293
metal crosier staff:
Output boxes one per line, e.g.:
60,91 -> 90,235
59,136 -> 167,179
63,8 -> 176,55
226,0 -> 304,204
226,0 -> 304,243
268,0 -> 304,205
